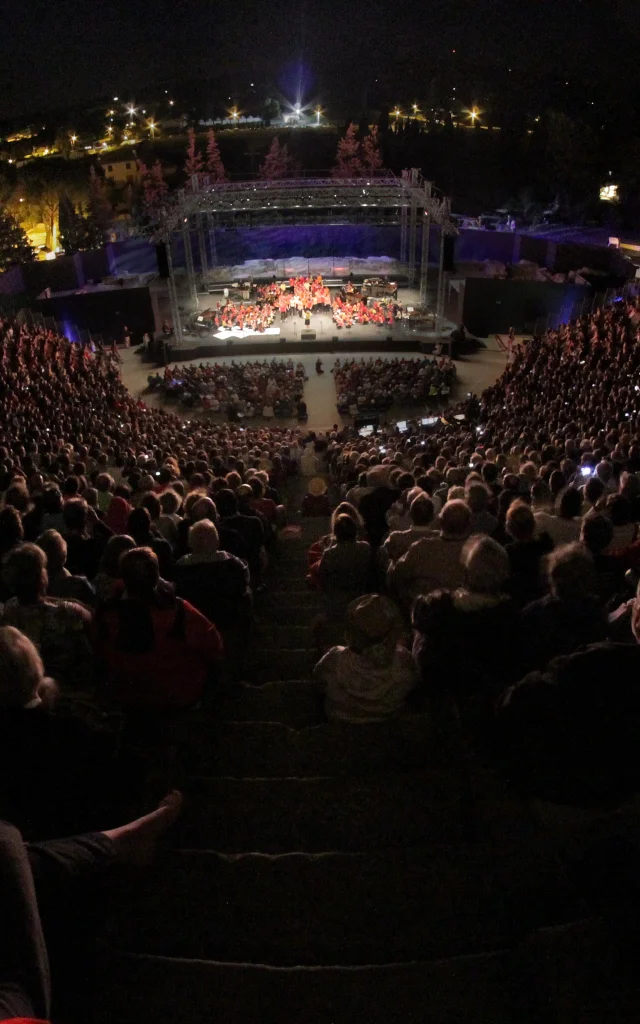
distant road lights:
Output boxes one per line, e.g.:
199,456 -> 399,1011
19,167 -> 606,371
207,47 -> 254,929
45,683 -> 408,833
230,107 -> 239,126
168,100 -> 174,106
70,134 -> 77,146
148,120 -> 157,137
413,103 -> 419,114
315,106 -> 322,125
113,96 -> 118,101
468,107 -> 481,124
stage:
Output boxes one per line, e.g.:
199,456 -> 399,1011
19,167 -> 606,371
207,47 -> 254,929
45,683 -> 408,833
162,280 -> 456,361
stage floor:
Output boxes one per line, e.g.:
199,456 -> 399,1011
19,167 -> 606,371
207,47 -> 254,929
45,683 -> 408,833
174,286 -> 454,358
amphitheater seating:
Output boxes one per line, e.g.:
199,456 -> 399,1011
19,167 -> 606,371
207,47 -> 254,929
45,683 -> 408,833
96,488 -> 590,1021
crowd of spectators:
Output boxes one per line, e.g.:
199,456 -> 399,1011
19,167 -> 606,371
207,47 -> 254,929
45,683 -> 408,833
333,355 -> 456,413
148,357 -> 307,417
3,293 -> 640,1018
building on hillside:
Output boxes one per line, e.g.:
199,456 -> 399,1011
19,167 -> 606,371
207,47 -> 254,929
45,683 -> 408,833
101,157 -> 140,186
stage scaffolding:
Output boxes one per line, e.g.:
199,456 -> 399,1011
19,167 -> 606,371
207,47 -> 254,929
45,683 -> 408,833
153,169 -> 457,341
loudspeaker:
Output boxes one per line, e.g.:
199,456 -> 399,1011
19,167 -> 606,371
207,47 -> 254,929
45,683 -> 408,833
443,235 -> 456,272
301,329 -> 316,340
156,244 -> 169,279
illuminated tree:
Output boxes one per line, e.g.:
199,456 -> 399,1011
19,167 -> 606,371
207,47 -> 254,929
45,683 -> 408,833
184,127 -> 203,179
331,122 -> 363,178
137,160 -> 170,229
361,126 -> 384,175
205,128 -> 226,181
259,137 -> 290,179
88,166 -> 113,233
0,206 -> 34,271
59,195 -> 102,253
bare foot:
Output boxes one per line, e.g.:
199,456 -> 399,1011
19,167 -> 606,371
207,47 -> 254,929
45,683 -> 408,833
103,790 -> 184,865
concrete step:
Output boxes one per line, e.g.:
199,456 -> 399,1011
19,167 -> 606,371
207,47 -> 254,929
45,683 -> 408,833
96,949 -> 519,1024
242,649 -> 315,682
108,843 -> 575,965
216,680 -> 322,729
179,773 -> 465,852
192,716 -> 442,778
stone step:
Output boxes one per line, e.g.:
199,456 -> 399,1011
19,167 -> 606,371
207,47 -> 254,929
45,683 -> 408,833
109,843 -> 574,965
242,649 -> 315,682
253,625 -> 313,650
216,680 -> 322,729
96,949 -> 519,1024
192,716 -> 444,778
178,773 -> 465,852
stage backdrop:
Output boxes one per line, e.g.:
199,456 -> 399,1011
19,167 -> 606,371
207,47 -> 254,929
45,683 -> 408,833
462,278 -> 590,336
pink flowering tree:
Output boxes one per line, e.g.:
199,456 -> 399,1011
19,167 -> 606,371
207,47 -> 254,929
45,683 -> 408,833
331,123 -> 363,178
205,128 -> 227,181
259,137 -> 291,179
361,126 -> 384,175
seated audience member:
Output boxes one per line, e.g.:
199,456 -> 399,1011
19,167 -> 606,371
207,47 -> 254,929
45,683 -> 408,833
40,485 -> 66,533
381,493 -> 435,566
104,495 -> 133,535
580,514 -> 626,606
604,493 -> 637,549
466,482 -> 499,536
534,485 -> 583,546
93,534 -> 137,604
174,519 -> 252,631
0,505 -> 24,559
359,466 -> 401,549
156,488 -> 183,545
0,626 -> 135,840
127,506 -> 174,581
36,529 -> 96,608
0,786 -> 182,1024
95,472 -> 115,514
314,594 -> 417,722
520,543 -> 607,672
301,477 -> 332,517
317,514 -> 371,605
412,535 -> 518,701
389,499 -> 471,605
345,471 -> 372,509
0,543 -> 93,690
504,500 -> 553,607
95,546 -> 223,711
248,475 -> 278,525
213,487 -> 264,573
62,498 -> 110,580
495,594 -> 640,805
0,506 -> 24,599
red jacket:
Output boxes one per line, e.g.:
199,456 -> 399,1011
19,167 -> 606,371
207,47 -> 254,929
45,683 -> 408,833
95,595 -> 223,710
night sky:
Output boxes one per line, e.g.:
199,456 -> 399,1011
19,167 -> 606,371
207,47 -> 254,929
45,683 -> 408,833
1,0 -> 638,119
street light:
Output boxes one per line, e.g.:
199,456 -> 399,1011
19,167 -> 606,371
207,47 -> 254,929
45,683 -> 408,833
315,106 -> 322,125
147,120 -> 157,137
70,134 -> 77,146
127,104 -> 136,116
413,103 -> 419,114
467,106 -> 481,124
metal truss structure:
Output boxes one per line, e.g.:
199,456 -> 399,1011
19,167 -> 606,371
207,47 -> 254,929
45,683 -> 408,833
156,169 -> 457,341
